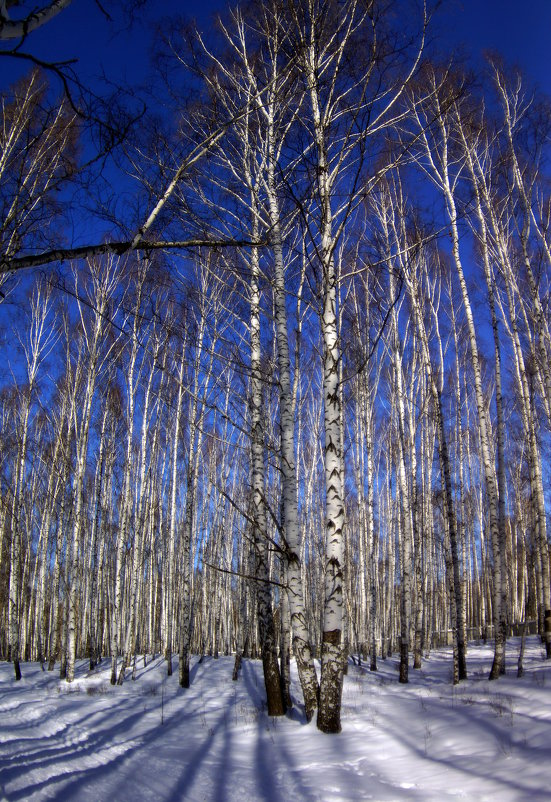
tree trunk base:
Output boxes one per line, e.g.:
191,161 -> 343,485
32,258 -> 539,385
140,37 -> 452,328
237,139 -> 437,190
179,644 -> 190,688
262,652 -> 286,716
232,652 -> 242,681
399,642 -> 408,684
317,638 -> 343,734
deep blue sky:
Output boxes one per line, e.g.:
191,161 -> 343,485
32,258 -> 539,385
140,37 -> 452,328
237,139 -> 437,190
1,0 -> 225,90
1,0 -> 550,96
438,0 -> 551,94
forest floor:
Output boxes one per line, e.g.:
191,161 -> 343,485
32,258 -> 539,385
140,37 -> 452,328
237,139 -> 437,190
0,637 -> 550,801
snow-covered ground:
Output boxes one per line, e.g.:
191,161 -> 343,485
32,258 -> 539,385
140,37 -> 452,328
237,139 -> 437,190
1,638 -> 550,801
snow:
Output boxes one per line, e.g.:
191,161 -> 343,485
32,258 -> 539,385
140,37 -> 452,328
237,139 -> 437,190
1,638 -> 550,801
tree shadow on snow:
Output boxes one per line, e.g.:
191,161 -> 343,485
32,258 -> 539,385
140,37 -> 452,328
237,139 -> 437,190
239,660 -> 318,802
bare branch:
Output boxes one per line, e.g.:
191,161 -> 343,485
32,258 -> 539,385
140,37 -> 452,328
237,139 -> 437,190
1,238 -> 265,274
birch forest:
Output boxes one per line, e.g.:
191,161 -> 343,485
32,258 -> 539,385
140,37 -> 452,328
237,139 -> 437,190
1,0 -> 550,735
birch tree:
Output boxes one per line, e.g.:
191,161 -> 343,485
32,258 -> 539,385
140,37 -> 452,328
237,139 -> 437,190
202,1 -> 321,717
406,68 -> 507,678
289,0 -> 426,731
7,281 -> 56,679
66,255 -> 122,683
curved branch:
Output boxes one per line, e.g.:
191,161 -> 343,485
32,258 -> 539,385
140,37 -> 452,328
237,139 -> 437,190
0,0 -> 72,41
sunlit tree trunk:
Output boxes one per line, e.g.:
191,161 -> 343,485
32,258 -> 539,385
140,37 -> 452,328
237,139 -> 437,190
248,229 -> 285,715
61,259 -> 118,682
163,334 -> 186,678
118,311 -> 162,684
9,283 -> 55,680
409,78 -> 505,677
